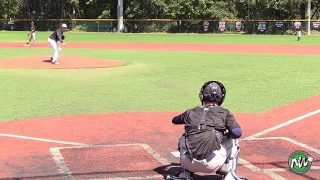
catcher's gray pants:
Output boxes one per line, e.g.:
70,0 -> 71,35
178,135 -> 238,175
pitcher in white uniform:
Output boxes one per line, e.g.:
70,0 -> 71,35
48,24 -> 68,64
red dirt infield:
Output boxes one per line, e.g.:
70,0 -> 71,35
0,55 -> 125,69
1,42 -> 320,55
0,95 -> 319,179
0,42 -> 319,69
1,42 -> 320,179
59,144 -> 163,179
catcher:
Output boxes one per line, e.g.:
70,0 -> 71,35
48,24 -> 68,64
25,21 -> 36,46
166,81 -> 246,180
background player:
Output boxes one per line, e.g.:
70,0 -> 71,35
293,22 -> 303,41
25,21 -> 36,46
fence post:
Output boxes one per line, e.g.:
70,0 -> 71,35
117,0 -> 124,32
307,0 -> 311,35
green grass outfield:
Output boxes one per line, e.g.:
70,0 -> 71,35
0,32 -> 319,122
1,31 -> 320,44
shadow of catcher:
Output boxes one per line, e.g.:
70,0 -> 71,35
154,163 -> 224,180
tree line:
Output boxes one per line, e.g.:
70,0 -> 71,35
1,0 -> 320,20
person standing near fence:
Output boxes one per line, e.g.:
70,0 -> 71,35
24,21 -> 36,46
294,22 -> 303,41
48,24 -> 68,64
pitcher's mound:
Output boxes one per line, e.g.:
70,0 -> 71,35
0,55 -> 126,69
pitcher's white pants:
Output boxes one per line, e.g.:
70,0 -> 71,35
48,38 -> 62,62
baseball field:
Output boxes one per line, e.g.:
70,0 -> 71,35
0,32 -> 320,180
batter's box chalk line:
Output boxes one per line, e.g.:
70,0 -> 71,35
50,143 -> 171,180
244,109 -> 320,140
170,109 -> 320,180
240,109 -> 320,179
169,152 -> 287,180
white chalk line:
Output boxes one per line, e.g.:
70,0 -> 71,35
50,143 -> 171,179
0,133 -> 84,179
243,136 -> 320,155
244,109 -> 320,140
139,143 -> 171,166
238,158 -> 286,180
169,152 -> 286,179
4,109 -> 320,179
237,108 -> 320,179
170,136 -> 320,179
261,166 -> 320,172
0,132 -> 170,179
125,109 -> 320,179
0,133 -> 85,146
51,143 -> 170,165
50,148 -> 75,180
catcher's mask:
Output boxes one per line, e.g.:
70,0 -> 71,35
199,81 -> 226,106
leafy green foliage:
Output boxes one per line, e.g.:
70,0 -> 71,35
72,24 -> 88,32
0,0 -> 23,19
1,0 -> 319,20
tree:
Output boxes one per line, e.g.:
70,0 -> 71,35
0,0 -> 23,19
0,0 -> 319,21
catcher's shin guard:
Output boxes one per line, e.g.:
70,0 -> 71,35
217,139 -> 247,180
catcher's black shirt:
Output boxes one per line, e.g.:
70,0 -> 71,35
172,106 -> 241,132
172,105 -> 242,159
49,28 -> 64,43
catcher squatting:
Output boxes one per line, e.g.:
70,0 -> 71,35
48,24 -> 68,64
166,81 -> 247,180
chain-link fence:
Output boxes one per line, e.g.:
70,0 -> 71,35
0,19 -> 118,32
1,19 -> 320,35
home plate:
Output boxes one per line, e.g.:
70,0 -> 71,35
170,151 -> 180,158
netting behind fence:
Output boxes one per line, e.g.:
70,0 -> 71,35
1,19 -> 320,34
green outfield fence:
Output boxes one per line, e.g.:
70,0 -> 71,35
1,19 -> 320,34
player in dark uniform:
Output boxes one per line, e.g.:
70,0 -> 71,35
166,81 -> 246,180
48,24 -> 68,64
25,21 -> 36,46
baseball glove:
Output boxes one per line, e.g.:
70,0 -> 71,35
61,35 -> 65,40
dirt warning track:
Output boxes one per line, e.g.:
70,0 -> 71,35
1,42 -> 320,55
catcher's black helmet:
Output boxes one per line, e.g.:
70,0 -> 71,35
199,81 -> 226,106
